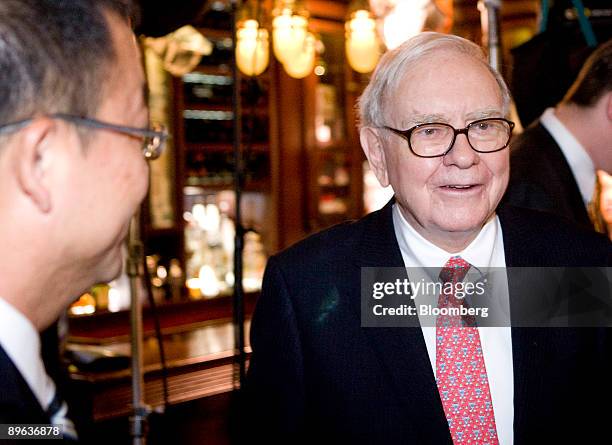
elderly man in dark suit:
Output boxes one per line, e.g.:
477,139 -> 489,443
0,1 -> 166,442
244,32 -> 612,444
503,39 -> 612,230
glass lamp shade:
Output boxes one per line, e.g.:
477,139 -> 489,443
272,9 -> 309,65
282,32 -> 316,78
382,0 -> 429,49
236,19 -> 270,76
144,26 -> 212,76
345,9 -> 380,73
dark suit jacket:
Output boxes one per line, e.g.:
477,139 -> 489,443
0,345 -> 78,444
0,344 -> 49,444
503,121 -> 593,229
244,200 -> 612,444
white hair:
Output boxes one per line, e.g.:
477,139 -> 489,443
357,32 -> 511,129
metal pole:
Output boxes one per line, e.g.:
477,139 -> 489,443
479,0 -> 502,71
479,0 -> 524,132
127,211 -> 150,445
231,0 -> 247,389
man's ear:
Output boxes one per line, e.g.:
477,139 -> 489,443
598,169 -> 612,187
606,92 -> 612,121
12,118 -> 58,213
360,127 -> 390,187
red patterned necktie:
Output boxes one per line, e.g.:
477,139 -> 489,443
436,256 -> 498,444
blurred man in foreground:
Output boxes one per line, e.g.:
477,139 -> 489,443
0,0 -> 165,441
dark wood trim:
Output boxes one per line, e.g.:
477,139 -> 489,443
69,293 -> 258,342
69,319 -> 252,422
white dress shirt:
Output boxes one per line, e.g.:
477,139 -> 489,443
540,107 -> 596,205
392,204 -> 514,445
0,297 -> 56,410
0,297 -> 76,438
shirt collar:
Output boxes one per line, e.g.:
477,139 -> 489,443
540,107 -> 596,204
392,203 -> 503,270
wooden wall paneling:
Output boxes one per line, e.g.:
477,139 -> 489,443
271,59 -> 311,249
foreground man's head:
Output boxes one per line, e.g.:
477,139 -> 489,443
0,0 -> 151,329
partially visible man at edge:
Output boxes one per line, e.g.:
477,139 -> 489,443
0,0 -> 165,442
243,32 -> 612,444
503,39 -> 612,230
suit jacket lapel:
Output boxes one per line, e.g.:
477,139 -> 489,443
351,199 -> 452,444
497,207 -> 548,440
0,344 -> 48,423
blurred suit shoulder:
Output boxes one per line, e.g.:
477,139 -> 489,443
498,204 -> 611,266
503,122 -> 591,228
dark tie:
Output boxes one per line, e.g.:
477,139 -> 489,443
46,388 -> 78,441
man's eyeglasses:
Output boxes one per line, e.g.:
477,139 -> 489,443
383,118 -> 515,158
0,114 -> 168,160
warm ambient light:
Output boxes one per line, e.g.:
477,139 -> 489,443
382,0 -> 429,49
199,265 -> 221,297
345,9 -> 380,73
272,0 -> 317,79
272,10 -> 309,65
282,31 -> 316,79
236,19 -> 270,76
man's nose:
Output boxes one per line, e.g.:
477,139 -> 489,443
442,132 -> 479,168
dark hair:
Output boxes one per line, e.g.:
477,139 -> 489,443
0,0 -> 134,129
563,38 -> 612,107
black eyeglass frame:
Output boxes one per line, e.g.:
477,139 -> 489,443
0,113 -> 168,160
383,117 -> 515,158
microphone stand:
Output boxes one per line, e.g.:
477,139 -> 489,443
127,210 -> 150,445
231,0 -> 247,389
